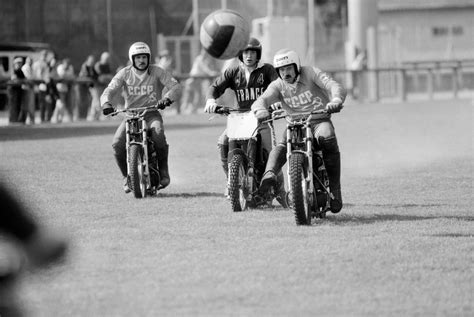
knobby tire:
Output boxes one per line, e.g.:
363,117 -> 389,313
228,153 -> 247,212
129,144 -> 146,198
289,152 -> 311,225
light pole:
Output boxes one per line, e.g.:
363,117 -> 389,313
106,0 -> 113,56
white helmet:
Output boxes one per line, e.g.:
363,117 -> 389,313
128,42 -> 151,70
273,49 -> 301,73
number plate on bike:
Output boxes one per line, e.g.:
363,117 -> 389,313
226,112 -> 259,140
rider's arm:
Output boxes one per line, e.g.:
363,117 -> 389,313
206,67 -> 236,100
100,69 -> 125,108
311,67 -> 347,103
251,80 -> 283,118
155,66 -> 182,103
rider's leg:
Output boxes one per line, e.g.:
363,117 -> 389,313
217,130 -> 229,178
260,126 -> 287,207
149,114 -> 170,188
260,143 -> 287,194
314,121 -> 342,213
111,120 -> 130,193
217,131 -> 229,197
157,144 -> 170,188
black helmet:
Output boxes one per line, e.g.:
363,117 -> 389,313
238,37 -> 262,62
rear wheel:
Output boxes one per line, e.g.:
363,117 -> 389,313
129,144 -> 147,198
228,153 -> 248,212
289,152 -> 311,225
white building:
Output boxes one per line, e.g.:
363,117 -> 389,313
378,0 -> 474,66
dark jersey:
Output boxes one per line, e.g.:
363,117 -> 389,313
207,62 -> 278,111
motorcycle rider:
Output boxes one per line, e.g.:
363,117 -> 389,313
204,37 -> 287,207
101,42 -> 182,192
251,49 -> 346,213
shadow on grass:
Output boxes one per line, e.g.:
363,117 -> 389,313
157,192 -> 224,198
0,121 -> 224,141
321,203 -> 474,225
430,233 -> 473,238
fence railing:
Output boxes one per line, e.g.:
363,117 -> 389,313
1,61 -> 473,114
327,60 -> 474,101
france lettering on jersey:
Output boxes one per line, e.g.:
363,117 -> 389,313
208,63 -> 278,111
100,65 -> 181,109
252,66 -> 346,120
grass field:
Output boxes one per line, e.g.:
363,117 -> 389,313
0,98 -> 472,316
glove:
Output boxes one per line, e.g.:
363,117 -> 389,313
326,98 -> 343,114
269,102 -> 282,111
254,109 -> 270,121
204,99 -> 218,113
157,98 -> 172,110
102,102 -> 115,116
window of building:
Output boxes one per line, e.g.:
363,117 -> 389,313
452,26 -> 464,35
432,26 -> 464,36
432,26 -> 448,36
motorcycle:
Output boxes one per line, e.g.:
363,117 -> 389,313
109,105 -> 164,198
268,108 -> 335,225
213,107 -> 284,212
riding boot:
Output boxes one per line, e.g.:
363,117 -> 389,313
275,171 -> 288,208
157,144 -> 170,189
260,144 -> 287,194
113,145 -> 130,193
324,152 -> 342,213
218,143 -> 229,179
218,143 -> 229,197
113,146 -> 128,178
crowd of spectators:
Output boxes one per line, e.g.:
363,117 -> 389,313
2,50 -> 113,125
2,48 -> 226,125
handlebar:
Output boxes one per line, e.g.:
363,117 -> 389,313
214,106 -> 251,115
262,108 -> 329,124
208,106 -> 250,120
107,103 -> 164,117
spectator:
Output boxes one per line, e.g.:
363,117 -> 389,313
180,49 -> 220,114
32,50 -> 53,123
21,57 -> 36,124
89,51 -> 113,121
157,49 -> 174,74
47,56 -> 60,119
52,58 -> 75,123
77,55 -> 98,120
349,51 -> 366,100
8,57 -> 25,124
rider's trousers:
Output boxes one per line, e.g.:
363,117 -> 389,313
111,110 -> 168,177
217,125 -> 273,177
274,120 -> 341,191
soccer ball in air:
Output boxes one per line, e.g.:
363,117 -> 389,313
199,9 -> 250,60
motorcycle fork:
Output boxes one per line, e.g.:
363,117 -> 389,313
304,124 -> 315,199
140,119 -> 151,189
125,119 -> 133,178
246,138 -> 258,197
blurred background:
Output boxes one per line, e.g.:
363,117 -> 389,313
0,0 -> 473,116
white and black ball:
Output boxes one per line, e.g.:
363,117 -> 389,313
199,9 -> 250,60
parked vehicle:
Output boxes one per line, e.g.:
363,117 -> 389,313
0,42 -> 51,110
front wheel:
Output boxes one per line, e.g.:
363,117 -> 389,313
289,152 -> 311,225
228,153 -> 248,212
129,144 -> 147,198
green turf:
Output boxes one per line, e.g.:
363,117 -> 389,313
0,98 -> 472,316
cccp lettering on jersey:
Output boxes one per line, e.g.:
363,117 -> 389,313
128,85 -> 154,95
284,90 -> 320,107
